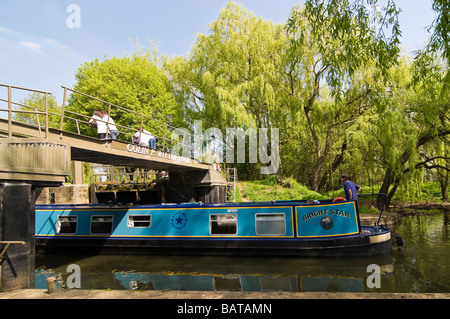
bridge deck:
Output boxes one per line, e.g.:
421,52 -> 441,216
0,118 -> 210,172
0,83 -> 213,172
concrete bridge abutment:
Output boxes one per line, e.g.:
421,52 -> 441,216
0,183 -> 35,291
0,139 -> 70,291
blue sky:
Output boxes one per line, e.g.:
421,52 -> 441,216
0,0 -> 437,104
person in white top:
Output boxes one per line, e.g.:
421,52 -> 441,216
88,110 -> 119,139
100,110 -> 119,139
133,127 -> 155,148
89,110 -> 107,139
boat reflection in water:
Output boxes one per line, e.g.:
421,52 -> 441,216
35,254 -> 394,293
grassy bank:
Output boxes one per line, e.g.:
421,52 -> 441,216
228,177 -> 446,215
228,176 -> 327,203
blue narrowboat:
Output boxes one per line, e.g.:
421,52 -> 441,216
35,199 -> 392,257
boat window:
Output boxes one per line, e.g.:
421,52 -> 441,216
210,214 -> 237,235
260,276 -> 293,292
90,216 -> 113,234
255,214 -> 286,235
56,216 -> 78,234
213,276 -> 242,291
127,215 -> 151,228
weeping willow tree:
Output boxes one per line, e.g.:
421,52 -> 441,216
351,54 -> 449,209
167,0 -> 403,184
369,0 -> 450,208
166,1 -> 288,178
184,1 -> 286,131
281,0 -> 401,191
164,0 -> 447,204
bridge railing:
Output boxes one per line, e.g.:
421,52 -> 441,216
59,86 -> 196,154
0,83 -> 193,155
90,164 -> 159,185
0,83 -> 52,138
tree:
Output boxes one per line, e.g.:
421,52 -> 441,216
364,54 -> 449,209
164,0 -> 447,203
14,92 -> 61,129
419,139 -> 449,200
426,0 -> 449,62
166,0 -> 404,185
68,52 -> 184,142
283,0 -> 401,191
186,1 -> 286,131
167,1 -> 287,178
372,0 -> 450,208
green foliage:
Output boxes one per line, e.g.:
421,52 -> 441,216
287,0 -> 401,95
174,1 -> 287,131
171,0 -> 447,202
236,177 -> 327,202
427,0 -> 449,61
279,0 -> 402,191
14,92 -> 61,128
57,0 -> 448,204
67,53 -> 184,140
392,182 -> 443,203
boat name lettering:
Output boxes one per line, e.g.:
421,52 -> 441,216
126,144 -> 191,163
302,209 -> 350,221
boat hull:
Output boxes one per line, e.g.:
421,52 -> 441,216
35,229 -> 391,258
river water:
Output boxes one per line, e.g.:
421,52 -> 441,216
35,212 -> 449,293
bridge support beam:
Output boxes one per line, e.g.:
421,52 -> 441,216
0,183 -> 35,291
72,161 -> 84,185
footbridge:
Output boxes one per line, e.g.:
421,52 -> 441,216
0,117 -> 209,172
0,83 -> 228,205
0,83 -> 212,172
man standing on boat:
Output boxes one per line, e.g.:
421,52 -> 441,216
340,174 -> 361,201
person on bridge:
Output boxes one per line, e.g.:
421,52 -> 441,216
100,110 -> 119,139
89,110 -> 107,139
133,127 -> 155,149
89,110 -> 119,140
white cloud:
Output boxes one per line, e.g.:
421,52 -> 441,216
42,38 -> 82,62
43,38 -> 69,50
19,40 -> 45,55
0,27 -> 80,61
0,26 -> 12,33
14,37 -> 81,62
0,26 -> 23,36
